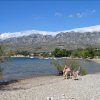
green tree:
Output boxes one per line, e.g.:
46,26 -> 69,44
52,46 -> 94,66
52,48 -> 62,57
71,47 -> 95,58
80,49 -> 88,58
86,48 -> 95,58
52,48 -> 72,57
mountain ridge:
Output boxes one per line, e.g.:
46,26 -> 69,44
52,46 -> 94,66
0,25 -> 100,40
0,25 -> 100,52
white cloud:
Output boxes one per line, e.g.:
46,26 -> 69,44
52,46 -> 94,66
55,12 -> 62,17
68,9 -> 96,18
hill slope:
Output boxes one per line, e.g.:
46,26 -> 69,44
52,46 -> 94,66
0,25 -> 100,52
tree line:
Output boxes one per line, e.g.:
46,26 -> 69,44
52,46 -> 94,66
52,48 -> 100,58
4,46 -> 100,58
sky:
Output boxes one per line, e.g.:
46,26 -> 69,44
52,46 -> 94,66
0,0 -> 100,33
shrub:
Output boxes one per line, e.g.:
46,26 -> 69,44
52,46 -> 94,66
51,60 -> 64,75
51,59 -> 88,76
80,68 -> 88,75
64,59 -> 79,71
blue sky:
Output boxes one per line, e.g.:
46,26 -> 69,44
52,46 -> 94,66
0,0 -> 100,33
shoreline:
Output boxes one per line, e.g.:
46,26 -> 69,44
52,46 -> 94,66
0,74 -> 57,85
89,58 -> 100,64
1,70 -> 100,86
0,72 -> 100,88
11,56 -> 100,61
0,73 -> 100,100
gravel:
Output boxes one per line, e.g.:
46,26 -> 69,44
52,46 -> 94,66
0,74 -> 100,100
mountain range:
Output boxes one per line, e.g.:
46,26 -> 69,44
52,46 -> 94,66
0,25 -> 100,52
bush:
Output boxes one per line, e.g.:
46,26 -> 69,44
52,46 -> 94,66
51,59 -> 88,76
51,60 -> 64,75
80,68 -> 88,75
64,59 -> 79,71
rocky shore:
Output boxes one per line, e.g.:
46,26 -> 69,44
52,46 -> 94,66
0,74 -> 100,100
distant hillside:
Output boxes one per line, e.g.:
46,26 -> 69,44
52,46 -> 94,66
0,25 -> 100,52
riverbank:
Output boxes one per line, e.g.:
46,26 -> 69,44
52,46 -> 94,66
0,74 -> 100,100
89,58 -> 100,64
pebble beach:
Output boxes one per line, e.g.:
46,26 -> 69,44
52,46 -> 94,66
0,73 -> 100,100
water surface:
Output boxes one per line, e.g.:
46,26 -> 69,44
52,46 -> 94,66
0,57 -> 100,81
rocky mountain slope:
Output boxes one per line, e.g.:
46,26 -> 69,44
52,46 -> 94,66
0,25 -> 100,52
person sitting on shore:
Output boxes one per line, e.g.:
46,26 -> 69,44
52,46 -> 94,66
63,65 -> 71,79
